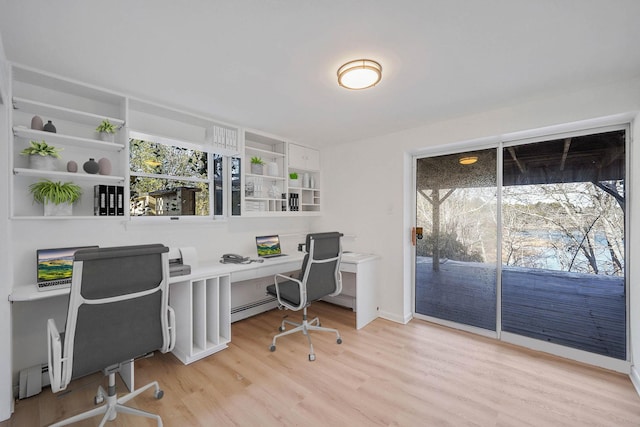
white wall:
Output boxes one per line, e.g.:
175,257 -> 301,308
317,76 -> 640,368
0,32 -> 14,421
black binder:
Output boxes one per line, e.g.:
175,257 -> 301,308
107,185 -> 116,216
94,185 -> 108,216
116,186 -> 124,216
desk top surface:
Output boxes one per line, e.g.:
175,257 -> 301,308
10,252 -> 379,302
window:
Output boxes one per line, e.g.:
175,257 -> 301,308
129,132 -> 234,219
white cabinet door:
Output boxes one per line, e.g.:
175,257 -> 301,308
289,143 -> 320,171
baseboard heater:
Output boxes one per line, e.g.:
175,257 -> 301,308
231,297 -> 278,322
18,364 -> 50,399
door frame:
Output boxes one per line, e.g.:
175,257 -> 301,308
411,114 -> 633,373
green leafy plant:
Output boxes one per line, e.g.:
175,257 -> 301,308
289,172 -> 299,179
96,119 -> 117,134
29,180 -> 82,205
20,140 -> 62,158
251,156 -> 264,165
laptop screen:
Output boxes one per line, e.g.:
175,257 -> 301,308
36,246 -> 97,283
256,235 -> 282,257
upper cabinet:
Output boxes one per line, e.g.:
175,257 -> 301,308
242,132 -> 321,216
289,143 -> 320,171
10,65 -> 127,219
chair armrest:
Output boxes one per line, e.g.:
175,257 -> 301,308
166,306 -> 176,352
328,271 -> 343,297
47,318 -> 64,393
274,273 -> 306,311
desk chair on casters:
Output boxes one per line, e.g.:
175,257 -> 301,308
47,244 -> 176,427
267,232 -> 343,361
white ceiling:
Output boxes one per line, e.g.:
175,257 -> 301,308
1,0 -> 639,147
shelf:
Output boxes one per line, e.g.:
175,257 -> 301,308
13,168 -> 125,182
288,186 -> 320,191
11,215 -> 126,221
245,197 -> 286,202
246,173 -> 285,180
245,146 -> 285,158
14,126 -> 125,151
13,97 -> 124,127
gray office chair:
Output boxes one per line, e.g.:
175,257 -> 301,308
47,244 -> 176,427
267,232 -> 343,361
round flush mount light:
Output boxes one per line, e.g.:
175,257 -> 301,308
459,156 -> 478,165
337,59 -> 382,90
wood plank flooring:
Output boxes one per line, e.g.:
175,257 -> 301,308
3,302 -> 640,426
416,257 -> 626,358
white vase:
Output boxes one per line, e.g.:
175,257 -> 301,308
303,173 -> 310,188
44,201 -> 72,216
30,155 -> 56,171
267,162 -> 279,177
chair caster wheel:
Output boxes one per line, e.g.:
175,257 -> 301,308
309,354 -> 316,361
94,395 -> 104,405
270,345 -> 276,352
279,326 -> 285,332
337,338 -> 343,344
155,389 -> 164,400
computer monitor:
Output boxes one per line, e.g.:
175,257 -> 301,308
255,235 -> 285,258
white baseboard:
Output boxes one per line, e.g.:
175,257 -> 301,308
630,365 -> 640,397
379,310 -> 412,325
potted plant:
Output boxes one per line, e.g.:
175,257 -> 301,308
20,140 -> 62,171
289,172 -> 300,188
96,119 -> 117,142
29,179 -> 82,216
250,156 -> 264,174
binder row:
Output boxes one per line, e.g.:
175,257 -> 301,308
288,193 -> 299,211
206,125 -> 238,151
94,185 -> 125,216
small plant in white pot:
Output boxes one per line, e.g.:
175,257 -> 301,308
250,156 -> 264,174
289,172 -> 300,188
96,119 -> 117,142
20,140 -> 62,171
29,179 -> 82,216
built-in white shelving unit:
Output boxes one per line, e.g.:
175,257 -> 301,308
8,64 -> 323,221
10,65 -> 127,219
169,274 -> 231,364
242,131 -> 320,216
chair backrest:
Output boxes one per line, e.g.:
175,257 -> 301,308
300,232 -> 343,302
63,244 -> 170,380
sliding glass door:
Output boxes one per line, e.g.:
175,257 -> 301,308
415,127 -> 627,361
415,149 -> 497,332
501,130 -> 626,359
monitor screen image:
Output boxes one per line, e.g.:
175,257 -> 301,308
256,235 -> 282,257
36,246 -> 96,283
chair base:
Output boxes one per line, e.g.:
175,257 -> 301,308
269,307 -> 342,361
49,372 -> 164,427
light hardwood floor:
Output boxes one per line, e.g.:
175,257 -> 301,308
3,302 -> 640,426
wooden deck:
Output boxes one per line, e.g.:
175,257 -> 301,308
415,257 -> 626,359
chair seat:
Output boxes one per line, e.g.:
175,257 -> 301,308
266,280 -> 301,306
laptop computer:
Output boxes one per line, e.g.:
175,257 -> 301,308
36,246 -> 98,291
256,235 -> 287,258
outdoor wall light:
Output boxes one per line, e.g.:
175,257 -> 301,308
337,59 -> 382,90
459,156 -> 478,165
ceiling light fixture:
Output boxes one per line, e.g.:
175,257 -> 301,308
337,59 -> 382,90
459,156 -> 478,165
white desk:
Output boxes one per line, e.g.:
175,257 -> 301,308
10,252 -> 379,368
